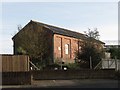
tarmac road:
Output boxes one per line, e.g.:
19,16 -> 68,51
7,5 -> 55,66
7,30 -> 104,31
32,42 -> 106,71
1,79 -> 119,90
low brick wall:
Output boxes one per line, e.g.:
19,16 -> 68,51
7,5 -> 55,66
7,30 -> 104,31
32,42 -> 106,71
32,69 -> 116,80
1,70 -> 117,85
115,71 -> 120,79
2,72 -> 31,85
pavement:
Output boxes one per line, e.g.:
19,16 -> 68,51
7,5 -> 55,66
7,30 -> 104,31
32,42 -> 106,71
0,79 -> 119,89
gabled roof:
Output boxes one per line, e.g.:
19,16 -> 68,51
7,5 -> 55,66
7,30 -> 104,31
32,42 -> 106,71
12,20 -> 105,44
31,20 -> 104,44
37,22 -> 86,39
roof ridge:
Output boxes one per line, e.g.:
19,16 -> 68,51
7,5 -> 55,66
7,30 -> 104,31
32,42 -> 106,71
31,20 -> 85,36
30,20 -> 104,44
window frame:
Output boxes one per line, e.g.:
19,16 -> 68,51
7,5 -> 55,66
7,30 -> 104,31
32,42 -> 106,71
65,44 -> 69,55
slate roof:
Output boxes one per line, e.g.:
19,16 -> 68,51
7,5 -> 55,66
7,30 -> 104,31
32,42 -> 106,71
12,20 -> 104,44
32,20 -> 104,44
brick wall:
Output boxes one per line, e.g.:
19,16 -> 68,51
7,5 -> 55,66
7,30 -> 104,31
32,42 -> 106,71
54,34 -> 83,64
2,72 -> 31,85
32,69 -> 116,80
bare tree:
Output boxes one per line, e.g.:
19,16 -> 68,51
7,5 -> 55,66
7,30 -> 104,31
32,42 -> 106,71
84,28 -> 100,40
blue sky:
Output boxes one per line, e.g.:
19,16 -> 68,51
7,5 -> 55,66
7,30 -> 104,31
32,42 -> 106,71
0,1 -> 118,54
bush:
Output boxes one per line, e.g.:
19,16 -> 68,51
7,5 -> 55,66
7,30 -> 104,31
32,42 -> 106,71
44,63 -> 71,70
43,63 -> 60,70
65,63 -> 80,70
75,41 -> 104,68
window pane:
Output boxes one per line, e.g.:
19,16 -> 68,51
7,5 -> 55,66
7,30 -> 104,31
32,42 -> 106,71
65,44 -> 69,54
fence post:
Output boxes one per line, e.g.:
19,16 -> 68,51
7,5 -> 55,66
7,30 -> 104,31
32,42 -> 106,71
115,56 -> 117,71
118,60 -> 120,71
108,59 -> 109,69
90,56 -> 92,69
101,59 -> 103,69
60,61 -> 62,70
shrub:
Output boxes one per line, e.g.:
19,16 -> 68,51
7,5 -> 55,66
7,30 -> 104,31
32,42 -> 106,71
75,41 -> 104,68
65,63 -> 80,70
43,63 -> 60,70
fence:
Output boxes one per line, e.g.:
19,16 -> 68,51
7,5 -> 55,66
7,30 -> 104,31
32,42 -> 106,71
102,59 -> 120,71
0,54 -> 31,85
0,54 -> 29,72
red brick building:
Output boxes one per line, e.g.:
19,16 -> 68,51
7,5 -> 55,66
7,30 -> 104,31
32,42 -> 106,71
12,20 -> 104,64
